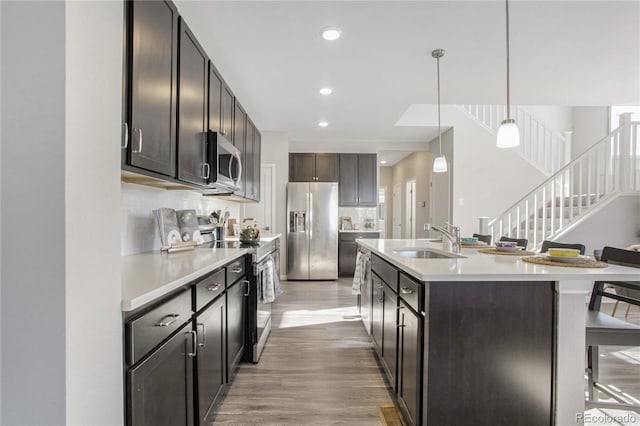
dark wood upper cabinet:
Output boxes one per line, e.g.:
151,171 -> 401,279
233,100 -> 246,197
207,63 -> 222,133
244,118 -> 261,201
289,153 -> 338,182
357,154 -> 377,206
314,154 -> 339,181
339,154 -> 377,206
126,0 -> 178,177
177,18 -> 208,186
221,84 -> 234,140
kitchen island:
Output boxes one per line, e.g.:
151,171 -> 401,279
356,238 -> 640,426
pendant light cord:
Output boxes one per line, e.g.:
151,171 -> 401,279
505,0 -> 511,118
437,54 -> 442,155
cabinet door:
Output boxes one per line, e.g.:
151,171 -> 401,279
371,274 -> 384,356
289,154 -> 315,182
128,0 -> 178,176
220,84 -> 234,140
339,154 -> 358,206
314,154 -> 339,182
357,154 -> 377,206
208,63 -> 222,133
177,19 -> 208,186
233,101 -> 246,197
226,279 -> 247,378
382,282 -> 398,391
195,296 -> 225,423
338,240 -> 357,277
244,118 -> 256,200
398,302 -> 421,426
128,323 -> 194,426
253,129 -> 262,202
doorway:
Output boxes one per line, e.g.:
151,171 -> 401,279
392,183 -> 402,238
405,179 -> 416,239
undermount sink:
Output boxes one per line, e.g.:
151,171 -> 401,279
392,248 -> 465,259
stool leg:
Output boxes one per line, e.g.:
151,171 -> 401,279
590,346 -> 600,402
625,303 -> 631,318
612,301 -> 619,316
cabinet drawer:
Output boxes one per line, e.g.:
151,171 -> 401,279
128,289 -> 192,365
194,268 -> 226,312
226,257 -> 246,285
339,232 -> 380,241
399,273 -> 422,313
372,254 -> 398,292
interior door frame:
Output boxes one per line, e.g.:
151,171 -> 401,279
405,178 -> 416,239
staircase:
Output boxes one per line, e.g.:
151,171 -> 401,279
487,113 -> 639,251
458,104 -> 570,175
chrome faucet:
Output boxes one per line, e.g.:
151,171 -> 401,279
424,223 -> 461,254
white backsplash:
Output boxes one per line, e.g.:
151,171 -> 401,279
338,207 -> 377,231
121,182 -> 241,255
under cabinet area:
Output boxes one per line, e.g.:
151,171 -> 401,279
123,255 -> 248,426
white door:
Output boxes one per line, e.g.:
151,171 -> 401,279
405,179 -> 416,239
378,186 -> 386,238
243,164 -> 275,232
392,183 -> 402,238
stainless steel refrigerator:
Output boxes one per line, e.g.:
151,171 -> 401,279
287,182 -> 338,280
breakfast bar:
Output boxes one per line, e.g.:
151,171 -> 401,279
356,238 -> 640,426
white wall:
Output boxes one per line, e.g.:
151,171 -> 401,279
559,194 -> 640,255
289,140 -> 428,153
121,183 -> 241,255
572,107 -> 609,159
520,106 -> 574,135
261,131 -> 289,274
1,2 -> 67,424
444,106 -> 548,235
427,128 -> 454,229
65,2 -> 124,424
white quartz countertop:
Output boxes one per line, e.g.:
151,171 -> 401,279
339,229 -> 380,233
357,239 -> 640,282
122,247 -> 248,312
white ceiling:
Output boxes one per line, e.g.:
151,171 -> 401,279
176,1 -> 640,147
379,151 -> 414,166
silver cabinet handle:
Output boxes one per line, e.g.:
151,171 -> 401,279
231,267 -> 242,273
155,314 -> 179,327
196,323 -> 206,347
122,123 -> 129,149
207,283 -> 221,292
187,330 -> 197,357
242,280 -> 250,296
202,163 -> 211,179
400,287 -> 414,295
132,128 -> 143,153
397,323 -> 406,329
221,130 -> 226,136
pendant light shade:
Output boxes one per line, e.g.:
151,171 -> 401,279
497,0 -> 520,148
433,155 -> 448,173
432,49 -> 447,173
497,119 -> 520,148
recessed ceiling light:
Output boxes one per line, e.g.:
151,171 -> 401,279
321,27 -> 341,41
380,160 -> 387,165
318,121 -> 329,128
319,87 -> 333,96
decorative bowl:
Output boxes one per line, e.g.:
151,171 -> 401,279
495,241 -> 518,248
461,237 -> 479,244
547,248 -> 580,258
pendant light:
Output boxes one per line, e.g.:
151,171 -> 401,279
432,48 -> 447,173
496,0 -> 520,148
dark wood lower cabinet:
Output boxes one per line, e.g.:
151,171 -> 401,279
127,323 -> 194,426
195,296 -> 225,423
338,232 -> 380,277
367,247 -> 556,426
226,278 -> 247,379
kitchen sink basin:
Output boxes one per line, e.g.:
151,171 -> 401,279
392,248 -> 465,259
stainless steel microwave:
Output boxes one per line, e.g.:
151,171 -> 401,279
203,131 -> 242,194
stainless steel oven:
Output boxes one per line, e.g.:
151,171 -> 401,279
245,238 -> 280,363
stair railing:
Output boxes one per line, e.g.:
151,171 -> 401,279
458,104 -> 569,175
487,113 -> 638,250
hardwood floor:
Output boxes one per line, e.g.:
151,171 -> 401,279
207,279 -> 393,425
